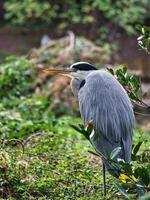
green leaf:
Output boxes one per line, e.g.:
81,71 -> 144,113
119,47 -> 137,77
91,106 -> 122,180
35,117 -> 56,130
123,66 -> 127,75
70,124 -> 90,140
120,162 -> 133,175
133,142 -> 143,156
107,68 -> 114,75
134,167 -> 150,186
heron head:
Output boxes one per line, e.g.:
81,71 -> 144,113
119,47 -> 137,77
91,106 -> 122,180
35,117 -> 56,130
70,62 -> 97,71
40,62 -> 97,96
40,62 -> 97,79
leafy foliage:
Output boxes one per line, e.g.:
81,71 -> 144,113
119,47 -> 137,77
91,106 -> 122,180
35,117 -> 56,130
4,0 -> 92,28
0,56 -> 53,139
107,66 -> 147,104
0,96 -> 54,139
0,56 -> 34,99
94,0 -> 148,34
4,0 -> 149,34
137,25 -> 150,54
4,0 -> 56,26
1,113 -> 119,199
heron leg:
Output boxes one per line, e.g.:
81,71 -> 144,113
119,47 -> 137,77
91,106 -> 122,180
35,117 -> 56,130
102,162 -> 106,196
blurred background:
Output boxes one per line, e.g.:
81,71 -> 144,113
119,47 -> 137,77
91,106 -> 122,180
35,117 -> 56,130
0,0 -> 150,70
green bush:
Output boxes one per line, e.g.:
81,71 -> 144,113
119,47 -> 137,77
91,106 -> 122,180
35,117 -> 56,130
0,56 -> 34,99
0,56 -> 54,139
4,0 -> 56,26
4,0 -> 149,34
137,24 -> 150,54
0,128 -> 107,199
94,0 -> 148,34
0,96 -> 53,139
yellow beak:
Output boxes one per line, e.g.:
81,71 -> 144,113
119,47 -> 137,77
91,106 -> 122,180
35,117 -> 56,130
39,67 -> 75,75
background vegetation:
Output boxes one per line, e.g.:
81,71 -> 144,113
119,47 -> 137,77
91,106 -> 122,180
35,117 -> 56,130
3,0 -> 149,34
0,0 -> 150,199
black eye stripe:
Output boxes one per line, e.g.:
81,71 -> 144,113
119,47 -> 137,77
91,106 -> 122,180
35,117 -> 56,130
72,63 -> 97,71
79,80 -> 86,89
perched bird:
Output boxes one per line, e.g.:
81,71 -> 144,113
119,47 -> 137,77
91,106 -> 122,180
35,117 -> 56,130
41,62 -> 135,195
40,34 -> 50,47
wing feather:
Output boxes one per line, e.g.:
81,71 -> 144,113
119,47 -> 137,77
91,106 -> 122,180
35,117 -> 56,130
78,70 -> 134,164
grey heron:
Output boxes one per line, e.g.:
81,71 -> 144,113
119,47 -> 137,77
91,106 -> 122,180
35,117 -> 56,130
41,62 -> 135,196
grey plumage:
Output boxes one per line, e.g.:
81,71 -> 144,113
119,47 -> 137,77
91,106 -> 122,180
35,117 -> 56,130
41,61 -> 135,179
74,70 -> 134,177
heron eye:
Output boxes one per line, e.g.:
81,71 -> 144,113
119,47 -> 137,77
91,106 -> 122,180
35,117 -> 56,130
72,68 -> 78,72
79,80 -> 86,89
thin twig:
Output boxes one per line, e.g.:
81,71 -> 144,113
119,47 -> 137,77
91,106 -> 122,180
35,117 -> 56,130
134,111 -> 150,117
3,139 -> 25,154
